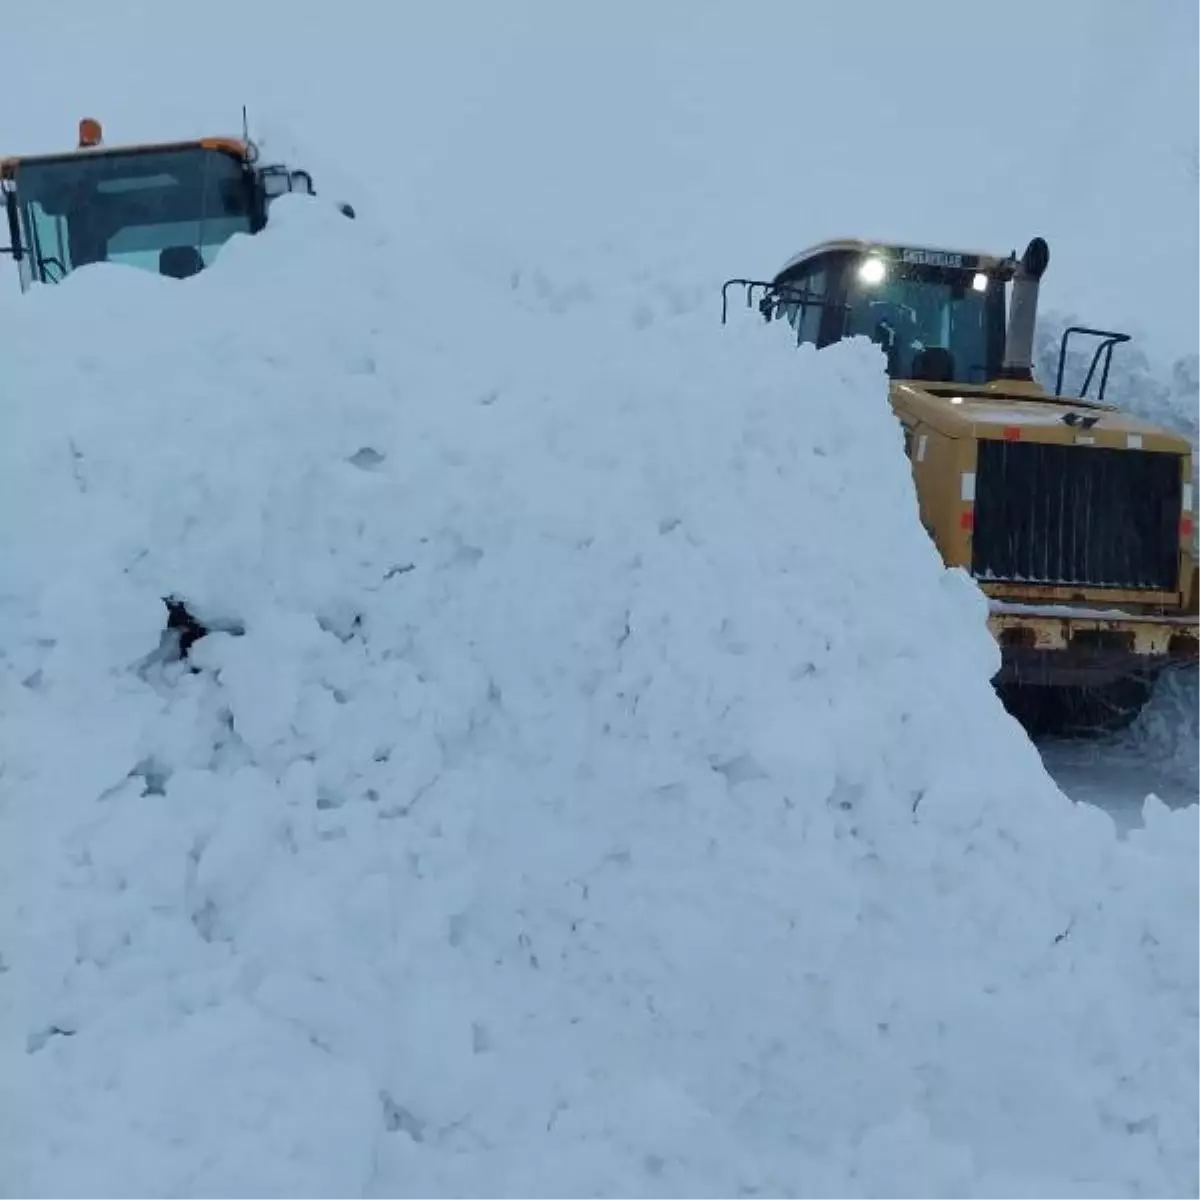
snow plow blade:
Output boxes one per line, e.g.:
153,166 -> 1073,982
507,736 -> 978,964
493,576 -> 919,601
989,600 -> 1199,687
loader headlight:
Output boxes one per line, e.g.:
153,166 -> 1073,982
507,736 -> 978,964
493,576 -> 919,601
858,256 -> 886,285
972,272 -> 989,292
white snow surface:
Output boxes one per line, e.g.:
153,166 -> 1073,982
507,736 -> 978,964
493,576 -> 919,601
1,201 -> 1196,1198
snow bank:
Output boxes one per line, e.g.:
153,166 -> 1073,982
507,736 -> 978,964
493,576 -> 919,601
1,200 -> 1196,1198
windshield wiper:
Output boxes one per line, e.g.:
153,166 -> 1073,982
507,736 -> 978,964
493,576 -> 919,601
37,254 -> 66,282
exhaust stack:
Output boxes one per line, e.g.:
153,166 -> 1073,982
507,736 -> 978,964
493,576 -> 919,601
1000,236 -> 1050,381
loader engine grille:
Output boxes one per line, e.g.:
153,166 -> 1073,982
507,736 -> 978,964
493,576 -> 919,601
972,440 -> 1182,590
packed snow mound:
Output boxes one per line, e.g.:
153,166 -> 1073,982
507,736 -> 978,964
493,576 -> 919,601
1,200 -> 1196,1199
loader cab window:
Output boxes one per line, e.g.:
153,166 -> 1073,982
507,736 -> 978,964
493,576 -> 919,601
841,252 -> 1007,384
775,263 -> 827,345
12,146 -> 258,284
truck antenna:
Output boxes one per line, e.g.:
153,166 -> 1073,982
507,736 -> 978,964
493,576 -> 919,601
242,105 -> 249,141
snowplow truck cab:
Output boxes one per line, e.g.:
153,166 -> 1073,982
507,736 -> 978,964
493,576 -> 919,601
723,237 -> 1198,734
0,117 -> 351,289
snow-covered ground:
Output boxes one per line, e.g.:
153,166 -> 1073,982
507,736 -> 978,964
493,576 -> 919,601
1,2 -> 1197,1197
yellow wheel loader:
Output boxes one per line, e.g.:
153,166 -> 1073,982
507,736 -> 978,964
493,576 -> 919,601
1,117 -> 353,289
724,237 -> 1198,736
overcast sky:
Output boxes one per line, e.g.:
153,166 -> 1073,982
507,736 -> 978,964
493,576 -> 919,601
4,0 -> 1196,359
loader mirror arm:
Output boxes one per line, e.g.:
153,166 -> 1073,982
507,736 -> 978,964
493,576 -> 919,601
255,162 -> 355,219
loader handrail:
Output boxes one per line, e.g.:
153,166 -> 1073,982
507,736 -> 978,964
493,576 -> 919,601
1053,325 -> 1131,402
721,277 -> 847,346
721,278 -> 776,325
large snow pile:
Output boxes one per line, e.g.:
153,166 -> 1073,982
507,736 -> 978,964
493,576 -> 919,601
1,201 -> 1196,1198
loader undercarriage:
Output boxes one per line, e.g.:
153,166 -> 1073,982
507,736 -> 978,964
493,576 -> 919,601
990,602 -> 1197,734
995,677 -> 1158,739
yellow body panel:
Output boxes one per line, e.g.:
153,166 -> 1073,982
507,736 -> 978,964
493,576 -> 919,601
888,375 -> 1197,683
892,380 -> 1190,453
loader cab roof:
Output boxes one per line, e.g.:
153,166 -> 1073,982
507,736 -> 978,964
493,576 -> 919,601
0,136 -> 252,179
774,237 -> 1019,282
768,238 -> 1016,387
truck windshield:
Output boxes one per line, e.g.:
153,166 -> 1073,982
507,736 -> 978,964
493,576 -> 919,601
845,259 -> 1006,385
14,146 -> 255,283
